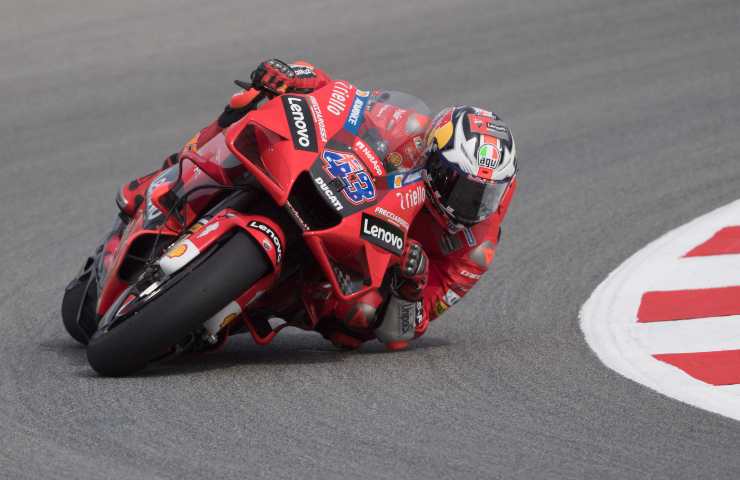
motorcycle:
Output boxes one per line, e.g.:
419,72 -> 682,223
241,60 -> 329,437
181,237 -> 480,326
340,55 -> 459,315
61,79 -> 432,376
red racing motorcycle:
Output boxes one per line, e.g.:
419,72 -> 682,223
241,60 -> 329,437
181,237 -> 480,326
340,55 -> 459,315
62,80 -> 431,376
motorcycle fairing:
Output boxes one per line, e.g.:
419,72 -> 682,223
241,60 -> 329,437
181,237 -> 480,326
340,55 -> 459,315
225,81 -> 431,300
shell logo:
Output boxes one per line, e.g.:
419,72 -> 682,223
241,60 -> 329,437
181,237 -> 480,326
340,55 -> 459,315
220,313 -> 239,329
166,243 -> 188,259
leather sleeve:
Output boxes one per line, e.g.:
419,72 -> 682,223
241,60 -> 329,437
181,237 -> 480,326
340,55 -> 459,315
415,178 -> 517,338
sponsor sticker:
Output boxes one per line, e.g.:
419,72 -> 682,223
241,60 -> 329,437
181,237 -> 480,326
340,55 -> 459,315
469,113 -> 510,140
309,96 -> 328,143
220,312 -> 239,329
443,289 -> 462,306
463,227 -> 477,247
396,184 -> 426,210
321,149 -> 376,205
188,218 -> 208,234
353,137 -> 384,176
414,300 -> 424,327
166,243 -> 188,258
360,213 -> 405,255
477,140 -> 501,169
248,220 -> 283,263
196,222 -> 220,239
434,299 -> 448,316
459,270 -> 481,280
327,81 -> 352,116
344,89 -> 370,134
403,170 -> 423,185
399,302 -> 415,335
387,151 -> 403,167
373,206 -> 410,230
314,176 -> 344,211
281,95 -> 318,152
289,64 -> 315,78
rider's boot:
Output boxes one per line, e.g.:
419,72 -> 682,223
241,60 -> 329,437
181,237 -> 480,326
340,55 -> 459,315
115,153 -> 179,220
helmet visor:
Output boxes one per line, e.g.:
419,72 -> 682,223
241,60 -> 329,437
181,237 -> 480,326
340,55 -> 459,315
444,175 -> 509,224
427,154 -> 510,224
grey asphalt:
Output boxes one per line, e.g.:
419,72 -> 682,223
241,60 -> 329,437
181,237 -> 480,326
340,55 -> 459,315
1,0 -> 739,478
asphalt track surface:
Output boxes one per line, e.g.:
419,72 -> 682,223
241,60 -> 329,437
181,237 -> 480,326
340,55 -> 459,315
2,1 -> 740,478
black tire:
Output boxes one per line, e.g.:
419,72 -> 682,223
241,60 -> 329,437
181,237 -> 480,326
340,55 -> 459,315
86,232 -> 270,376
61,257 -> 99,345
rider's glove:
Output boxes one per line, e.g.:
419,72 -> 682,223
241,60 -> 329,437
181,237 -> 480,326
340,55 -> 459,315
395,239 -> 429,302
250,59 -> 296,94
250,59 -> 325,95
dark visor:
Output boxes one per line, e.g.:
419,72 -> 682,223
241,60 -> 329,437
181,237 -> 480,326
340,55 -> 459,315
428,154 -> 509,224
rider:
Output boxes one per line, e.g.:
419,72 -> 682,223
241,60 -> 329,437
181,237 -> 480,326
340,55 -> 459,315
117,59 -> 518,351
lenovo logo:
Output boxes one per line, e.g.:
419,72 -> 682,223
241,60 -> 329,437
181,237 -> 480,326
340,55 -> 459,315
282,96 -> 318,152
360,213 -> 404,256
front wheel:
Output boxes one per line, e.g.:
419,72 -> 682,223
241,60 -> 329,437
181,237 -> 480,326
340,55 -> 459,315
86,231 -> 270,376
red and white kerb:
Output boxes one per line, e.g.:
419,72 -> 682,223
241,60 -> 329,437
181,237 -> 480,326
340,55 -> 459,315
581,199 -> 740,421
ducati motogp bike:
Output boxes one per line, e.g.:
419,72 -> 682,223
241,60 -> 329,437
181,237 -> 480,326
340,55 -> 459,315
61,80 -> 432,376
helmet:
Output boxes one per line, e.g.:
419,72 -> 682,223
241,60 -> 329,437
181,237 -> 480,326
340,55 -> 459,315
423,106 -> 517,229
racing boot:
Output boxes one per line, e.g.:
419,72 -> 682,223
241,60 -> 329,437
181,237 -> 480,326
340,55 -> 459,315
115,153 -> 179,220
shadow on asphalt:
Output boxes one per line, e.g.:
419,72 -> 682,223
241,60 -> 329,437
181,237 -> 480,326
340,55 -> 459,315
41,333 -> 451,378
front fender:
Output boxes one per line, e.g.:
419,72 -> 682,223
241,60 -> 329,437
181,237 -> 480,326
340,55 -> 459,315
159,210 -> 285,277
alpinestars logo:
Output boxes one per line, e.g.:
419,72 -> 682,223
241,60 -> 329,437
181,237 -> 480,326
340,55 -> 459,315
399,302 -> 415,334
398,300 -> 424,335
282,96 -> 318,152
360,213 -> 404,255
248,220 -> 283,263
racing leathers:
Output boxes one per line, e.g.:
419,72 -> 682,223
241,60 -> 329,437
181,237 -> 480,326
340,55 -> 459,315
116,59 -> 517,350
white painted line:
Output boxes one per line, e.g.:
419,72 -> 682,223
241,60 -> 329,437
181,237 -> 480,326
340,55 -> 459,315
641,254 -> 740,292
628,315 -> 740,354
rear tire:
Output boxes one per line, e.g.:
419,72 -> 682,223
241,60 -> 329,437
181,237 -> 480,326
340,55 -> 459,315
61,257 -> 99,345
86,232 -> 270,376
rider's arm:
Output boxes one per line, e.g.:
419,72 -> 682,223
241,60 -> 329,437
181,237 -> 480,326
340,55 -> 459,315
415,178 -> 518,337
180,59 -> 333,153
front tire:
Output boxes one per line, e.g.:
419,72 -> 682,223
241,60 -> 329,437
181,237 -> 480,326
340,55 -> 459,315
86,231 -> 270,376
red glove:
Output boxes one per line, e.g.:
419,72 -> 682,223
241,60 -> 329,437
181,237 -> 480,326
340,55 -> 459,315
396,240 -> 429,301
250,59 -> 323,95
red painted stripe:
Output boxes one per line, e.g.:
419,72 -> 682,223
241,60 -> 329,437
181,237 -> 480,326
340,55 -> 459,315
685,226 -> 740,257
637,286 -> 740,322
654,350 -> 740,386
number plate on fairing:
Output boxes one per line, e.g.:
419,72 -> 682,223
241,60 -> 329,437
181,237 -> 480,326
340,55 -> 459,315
310,145 -> 378,217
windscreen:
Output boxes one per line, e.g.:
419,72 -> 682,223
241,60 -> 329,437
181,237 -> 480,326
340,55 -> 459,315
357,91 -> 432,174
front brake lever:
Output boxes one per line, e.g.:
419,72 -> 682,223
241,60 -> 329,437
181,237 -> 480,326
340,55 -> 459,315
233,79 -> 253,90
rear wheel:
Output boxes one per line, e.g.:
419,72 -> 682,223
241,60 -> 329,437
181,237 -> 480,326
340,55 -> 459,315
61,257 -> 99,345
86,231 -> 270,376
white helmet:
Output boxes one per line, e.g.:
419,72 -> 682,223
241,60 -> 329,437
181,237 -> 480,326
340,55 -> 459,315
423,106 -> 517,227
